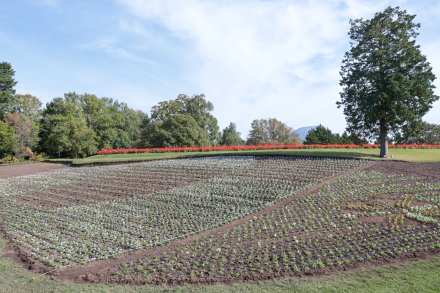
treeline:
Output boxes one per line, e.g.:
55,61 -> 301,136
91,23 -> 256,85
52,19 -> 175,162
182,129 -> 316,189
1,62 -> 439,160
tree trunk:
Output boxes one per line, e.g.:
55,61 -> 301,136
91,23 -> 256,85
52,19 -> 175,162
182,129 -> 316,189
380,124 -> 388,158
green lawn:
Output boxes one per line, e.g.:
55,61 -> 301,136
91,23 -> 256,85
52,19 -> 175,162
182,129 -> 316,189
47,148 -> 440,165
1,236 -> 439,293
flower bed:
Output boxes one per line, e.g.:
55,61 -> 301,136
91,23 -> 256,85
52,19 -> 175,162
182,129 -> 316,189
109,171 -> 440,285
0,156 -> 368,268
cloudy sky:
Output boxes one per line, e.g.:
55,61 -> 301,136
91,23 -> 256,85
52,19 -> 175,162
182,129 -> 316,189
1,0 -> 439,137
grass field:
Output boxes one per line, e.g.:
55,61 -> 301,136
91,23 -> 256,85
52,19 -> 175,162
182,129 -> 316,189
48,148 -> 440,165
1,236 -> 439,293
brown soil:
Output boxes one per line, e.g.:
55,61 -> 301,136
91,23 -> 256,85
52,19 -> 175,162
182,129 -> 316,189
0,162 -> 66,179
2,160 -> 440,286
362,216 -> 385,224
376,198 -> 397,206
364,161 -> 440,179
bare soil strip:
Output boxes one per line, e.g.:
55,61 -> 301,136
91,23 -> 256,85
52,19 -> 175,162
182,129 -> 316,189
0,162 -> 66,179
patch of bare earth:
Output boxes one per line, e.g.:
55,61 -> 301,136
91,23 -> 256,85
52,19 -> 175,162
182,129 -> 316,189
0,162 -> 66,179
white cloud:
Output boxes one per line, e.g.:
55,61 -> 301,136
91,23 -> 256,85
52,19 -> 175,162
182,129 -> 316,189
117,0 -> 440,137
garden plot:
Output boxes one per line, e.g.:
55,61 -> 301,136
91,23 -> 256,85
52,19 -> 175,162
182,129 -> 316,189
103,170 -> 440,285
0,156 -> 368,268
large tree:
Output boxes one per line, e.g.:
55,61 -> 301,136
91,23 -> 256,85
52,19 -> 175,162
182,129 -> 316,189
338,7 -> 438,157
5,94 -> 42,158
304,125 -> 340,144
0,62 -> 18,119
0,120 -> 15,158
5,113 -> 38,158
9,94 -> 42,121
150,94 -> 220,144
40,94 -> 97,158
247,118 -> 300,145
141,114 -> 210,147
80,94 -> 147,149
396,122 -> 440,144
220,122 -> 245,146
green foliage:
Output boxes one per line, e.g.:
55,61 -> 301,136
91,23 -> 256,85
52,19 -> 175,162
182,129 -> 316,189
9,94 -> 42,121
40,94 -> 98,158
142,114 -> 211,147
247,118 -> 300,145
39,93 -> 146,157
338,7 -> 438,157
80,93 -> 146,149
150,94 -> 220,144
304,126 -> 368,145
5,113 -> 39,159
220,122 -> 244,145
396,122 -> 440,144
0,62 -> 17,120
304,125 -> 340,144
0,120 -> 15,157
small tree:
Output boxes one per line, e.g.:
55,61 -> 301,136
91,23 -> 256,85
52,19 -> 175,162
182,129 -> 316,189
220,122 -> 245,146
338,7 -> 438,157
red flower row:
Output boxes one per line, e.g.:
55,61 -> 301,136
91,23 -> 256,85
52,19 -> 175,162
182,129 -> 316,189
96,143 -> 440,155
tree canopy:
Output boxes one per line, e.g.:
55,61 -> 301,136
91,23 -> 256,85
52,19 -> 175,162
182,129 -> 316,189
396,122 -> 440,144
247,118 -> 300,145
338,6 -> 438,157
220,122 -> 245,146
0,120 -> 15,158
0,62 -> 18,120
304,125 -> 340,144
39,93 -> 146,157
150,94 -> 219,144
141,114 -> 211,147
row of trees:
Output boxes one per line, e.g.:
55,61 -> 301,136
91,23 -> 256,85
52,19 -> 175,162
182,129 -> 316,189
1,62 -> 439,160
1,62 -> 305,159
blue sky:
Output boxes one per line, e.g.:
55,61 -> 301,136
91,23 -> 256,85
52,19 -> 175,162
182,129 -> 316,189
1,0 -> 439,138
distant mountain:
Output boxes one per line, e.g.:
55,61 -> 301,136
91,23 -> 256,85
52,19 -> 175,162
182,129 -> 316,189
295,126 -> 318,141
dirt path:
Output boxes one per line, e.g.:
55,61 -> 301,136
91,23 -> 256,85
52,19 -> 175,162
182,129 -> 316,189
0,162 -> 66,179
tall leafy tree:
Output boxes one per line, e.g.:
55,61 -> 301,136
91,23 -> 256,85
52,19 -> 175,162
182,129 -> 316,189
338,7 -> 438,157
247,118 -> 300,145
141,114 -> 210,147
5,113 -> 38,158
9,94 -> 42,121
220,122 -> 245,146
150,94 -> 220,144
40,93 -> 97,158
0,120 -> 15,158
0,62 -> 17,119
5,94 -> 42,158
247,119 -> 269,145
396,122 -> 440,144
304,125 -> 341,144
81,94 -> 147,149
